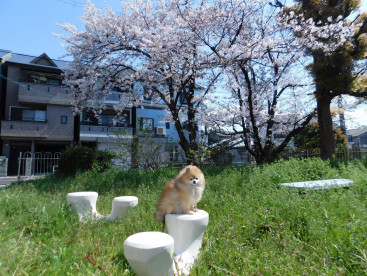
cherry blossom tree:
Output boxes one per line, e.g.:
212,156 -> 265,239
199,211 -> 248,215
176,0 -> 355,164
59,0 -> 356,165
58,0 -> 221,165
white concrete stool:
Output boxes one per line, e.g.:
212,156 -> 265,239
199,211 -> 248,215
124,231 -> 174,276
66,191 -> 102,221
166,210 -> 209,275
105,196 -> 138,221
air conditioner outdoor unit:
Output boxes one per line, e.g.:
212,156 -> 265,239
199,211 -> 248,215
156,126 -> 166,136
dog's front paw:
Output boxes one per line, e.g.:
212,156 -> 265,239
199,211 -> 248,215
188,211 -> 195,215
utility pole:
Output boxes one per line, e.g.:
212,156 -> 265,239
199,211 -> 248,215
73,113 -> 80,146
338,96 -> 346,134
131,106 -> 138,169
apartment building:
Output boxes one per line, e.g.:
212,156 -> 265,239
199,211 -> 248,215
0,50 -> 187,175
0,50 -> 75,175
347,127 -> 367,149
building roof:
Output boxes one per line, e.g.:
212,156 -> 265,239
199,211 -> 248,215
0,49 -> 68,70
346,127 -> 367,137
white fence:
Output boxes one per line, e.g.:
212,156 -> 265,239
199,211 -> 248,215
280,150 -> 367,160
15,149 -> 367,176
18,152 -> 60,177
231,149 -> 367,166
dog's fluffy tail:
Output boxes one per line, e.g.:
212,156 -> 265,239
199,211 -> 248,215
154,211 -> 164,222
154,211 -> 166,232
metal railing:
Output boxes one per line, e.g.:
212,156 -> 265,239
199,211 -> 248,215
280,149 -> 367,160
18,151 -> 60,177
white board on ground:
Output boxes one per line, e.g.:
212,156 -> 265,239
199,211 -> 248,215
280,179 -> 353,190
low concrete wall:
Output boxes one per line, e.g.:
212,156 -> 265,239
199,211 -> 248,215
0,156 -> 8,177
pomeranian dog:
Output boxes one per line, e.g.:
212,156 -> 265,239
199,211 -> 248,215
154,165 -> 205,224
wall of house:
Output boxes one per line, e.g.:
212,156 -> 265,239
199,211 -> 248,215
136,107 -> 186,161
348,132 -> 367,149
97,141 -> 131,169
0,60 -> 75,175
136,107 -> 178,138
232,148 -> 249,165
18,83 -> 73,105
4,65 -> 22,119
46,105 -> 74,141
2,63 -> 74,142
359,133 -> 367,146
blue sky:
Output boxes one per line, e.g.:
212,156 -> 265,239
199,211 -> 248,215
0,0 -> 122,60
1,0 -> 366,128
1,0 -> 366,60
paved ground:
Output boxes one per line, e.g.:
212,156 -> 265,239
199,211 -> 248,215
0,176 -> 44,189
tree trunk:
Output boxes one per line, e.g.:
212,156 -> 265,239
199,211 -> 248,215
174,119 -> 198,166
252,151 -> 277,165
169,84 -> 199,166
338,96 -> 346,134
317,96 -> 336,159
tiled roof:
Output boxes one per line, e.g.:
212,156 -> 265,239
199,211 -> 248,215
346,127 -> 367,137
0,49 -> 68,70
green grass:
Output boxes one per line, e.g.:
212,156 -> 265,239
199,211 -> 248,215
1,158 -> 367,275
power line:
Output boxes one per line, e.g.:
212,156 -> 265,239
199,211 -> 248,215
53,0 -> 120,12
55,0 -> 85,8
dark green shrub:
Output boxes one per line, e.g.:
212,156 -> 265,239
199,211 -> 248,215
329,158 -> 349,169
207,140 -> 234,165
58,146 -> 115,176
93,150 -> 117,172
361,158 -> 367,169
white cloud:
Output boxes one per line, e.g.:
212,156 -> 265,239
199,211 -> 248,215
345,105 -> 367,129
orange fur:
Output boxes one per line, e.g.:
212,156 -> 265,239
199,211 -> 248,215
154,165 -> 205,222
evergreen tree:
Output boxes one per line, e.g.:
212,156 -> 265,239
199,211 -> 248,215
293,122 -> 348,151
290,0 -> 367,159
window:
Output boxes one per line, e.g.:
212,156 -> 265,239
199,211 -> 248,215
98,115 -> 111,126
274,133 -> 287,139
48,79 -> 61,86
143,86 -> 154,102
98,114 -> 119,126
61,116 -> 67,124
26,74 -> 61,86
22,109 -> 46,122
99,113 -> 130,127
140,118 -> 154,132
360,134 -> 367,145
182,120 -> 198,131
119,111 -> 131,125
81,111 -> 131,127
81,112 -> 98,125
166,122 -> 170,129
179,91 -> 189,105
169,145 -> 179,162
238,149 -> 247,163
10,107 -> 23,121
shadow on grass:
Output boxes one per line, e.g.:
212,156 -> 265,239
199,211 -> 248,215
18,169 -> 171,194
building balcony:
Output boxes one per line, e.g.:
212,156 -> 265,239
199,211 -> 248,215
80,125 -> 133,142
1,120 -> 48,138
18,82 -> 74,106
